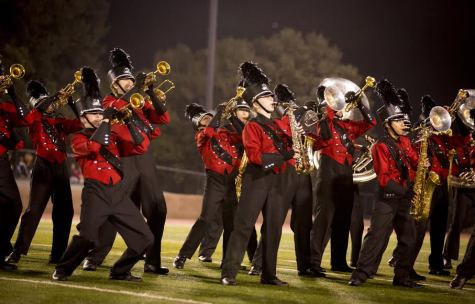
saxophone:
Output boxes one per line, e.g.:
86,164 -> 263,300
410,126 -> 441,221
287,101 -> 315,174
235,152 -> 248,200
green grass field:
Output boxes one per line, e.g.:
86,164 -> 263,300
0,220 -> 473,304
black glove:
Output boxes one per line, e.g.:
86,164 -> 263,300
145,85 -> 167,115
103,107 -> 118,120
125,120 -> 145,145
7,85 -> 30,118
68,97 -> 80,118
208,105 -> 225,129
294,106 -> 308,123
90,121 -> 111,146
357,103 -> 374,123
229,115 -> 244,135
319,118 -> 331,140
261,153 -> 285,171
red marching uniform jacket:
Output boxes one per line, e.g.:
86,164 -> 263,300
23,109 -> 82,164
0,100 -> 28,156
103,95 -> 169,147
371,135 -> 419,188
242,114 -> 295,174
424,134 -> 457,180
196,125 -> 242,175
309,108 -> 376,166
71,124 -> 149,185
450,134 -> 474,174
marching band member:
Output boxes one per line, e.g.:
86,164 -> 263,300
84,48 -> 170,275
52,67 -> 153,282
7,80 -> 82,265
308,80 -> 376,273
221,62 -> 298,286
173,100 -> 245,269
349,79 -> 423,288
0,57 -> 29,270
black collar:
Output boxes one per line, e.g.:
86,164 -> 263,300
253,113 -> 272,124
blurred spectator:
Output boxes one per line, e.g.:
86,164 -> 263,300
69,163 -> 83,184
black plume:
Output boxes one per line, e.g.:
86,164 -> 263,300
274,84 -> 295,103
185,103 -> 206,120
470,108 -> 475,120
375,79 -> 401,106
26,80 -> 48,99
81,66 -> 101,99
397,88 -> 412,113
239,62 -> 270,86
109,48 -> 133,69
420,95 -> 436,117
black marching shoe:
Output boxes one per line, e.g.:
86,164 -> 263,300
144,263 -> 169,275
409,269 -> 426,281
248,266 -> 261,276
221,277 -> 236,285
450,275 -> 468,289
52,270 -> 69,281
0,260 -> 17,271
348,278 -> 365,286
429,268 -> 450,276
173,256 -> 186,269
198,255 -> 212,263
261,277 -> 289,286
298,268 -> 326,278
82,259 -> 98,271
443,259 -> 453,270
393,278 -> 423,288
5,250 -> 21,264
109,272 -> 142,282
331,264 -> 354,273
387,256 -> 397,268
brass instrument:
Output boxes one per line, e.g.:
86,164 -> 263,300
143,61 -> 175,103
222,86 -> 245,122
235,152 -> 248,200
153,79 -> 175,103
52,71 -> 82,110
344,76 -> 376,112
0,63 -> 26,93
110,93 -> 145,124
410,106 -> 452,221
456,89 -> 475,130
352,135 -> 377,183
320,76 -> 374,121
448,170 -> 475,189
287,101 -> 315,174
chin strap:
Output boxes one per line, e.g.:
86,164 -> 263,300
255,100 -> 273,114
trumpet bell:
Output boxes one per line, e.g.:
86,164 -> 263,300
458,89 -> 475,130
9,64 -> 25,79
130,93 -> 145,109
157,61 -> 171,76
429,106 -> 452,132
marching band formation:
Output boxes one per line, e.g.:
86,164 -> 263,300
0,49 -> 474,291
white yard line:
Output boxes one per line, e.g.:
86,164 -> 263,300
0,277 -> 212,304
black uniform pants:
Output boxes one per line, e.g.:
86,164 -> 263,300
198,202 -> 258,262
87,149 -> 167,267
350,186 -> 364,267
14,156 -> 73,261
444,188 -> 475,261
56,179 -> 153,276
221,165 -> 297,281
310,155 -> 354,268
350,197 -> 416,282
178,170 -> 237,259
456,226 -> 475,279
0,154 -> 23,258
251,171 -> 313,272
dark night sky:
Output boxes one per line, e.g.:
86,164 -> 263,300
105,0 -> 475,113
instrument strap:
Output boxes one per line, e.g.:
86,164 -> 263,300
210,137 -> 233,166
80,129 -> 123,177
381,136 -> 409,181
42,118 -> 66,152
130,110 -> 154,138
256,121 -> 291,156
333,119 -> 355,155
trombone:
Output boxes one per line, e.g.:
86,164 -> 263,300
52,70 -> 82,110
0,63 -> 26,93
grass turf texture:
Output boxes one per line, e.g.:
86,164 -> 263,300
0,221 -> 473,303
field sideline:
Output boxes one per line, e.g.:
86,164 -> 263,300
0,220 -> 473,304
